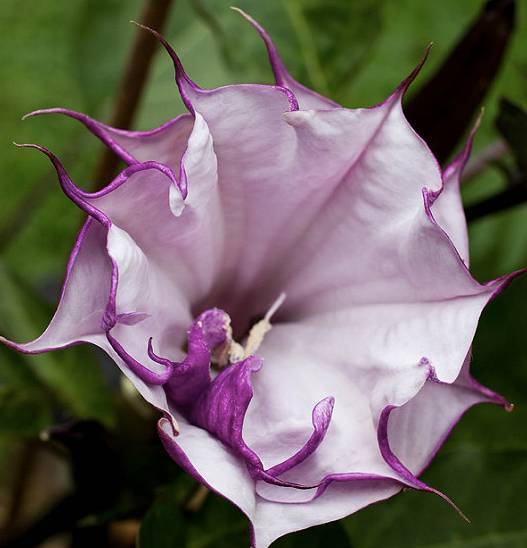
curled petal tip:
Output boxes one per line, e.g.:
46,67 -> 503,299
21,109 -> 48,121
13,142 -> 51,156
230,6 -> 254,22
131,19 -> 196,114
230,7 -> 261,30
13,141 -> 35,148
230,4 -> 293,93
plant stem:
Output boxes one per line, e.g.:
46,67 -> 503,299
465,178 -> 527,222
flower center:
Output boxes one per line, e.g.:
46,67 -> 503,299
214,292 -> 286,367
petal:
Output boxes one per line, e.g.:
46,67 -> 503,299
295,282 -> 505,385
3,145 -> 193,413
430,121 -> 480,267
158,417 -> 401,548
387,354 -> 512,476
190,356 -> 265,472
192,64 -> 439,322
82,113 -> 223,303
266,396 -> 335,477
244,322 -> 428,486
158,416 -> 257,529
252,479 -> 401,548
102,335 -> 172,414
158,308 -> 230,407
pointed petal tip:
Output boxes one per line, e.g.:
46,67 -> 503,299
230,5 -> 291,90
230,6 -> 246,16
131,19 -> 197,113
230,7 -> 263,35
12,142 -> 58,161
466,107 -> 485,145
230,6 -> 266,38
433,487 -> 471,523
394,43 -> 433,98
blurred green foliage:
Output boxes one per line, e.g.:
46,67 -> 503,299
1,0 -> 527,546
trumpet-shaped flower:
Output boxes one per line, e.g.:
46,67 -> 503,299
2,11 -> 522,547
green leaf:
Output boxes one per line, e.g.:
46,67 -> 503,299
184,487 -> 350,547
138,485 -> 188,548
187,0 -> 385,103
71,0 -> 141,113
274,520 -> 351,547
287,0 -> 386,101
0,260 -> 115,426
187,490 -> 248,548
345,440 -> 527,548
0,385 -> 52,437
0,344 -> 43,389
496,98 -> 527,174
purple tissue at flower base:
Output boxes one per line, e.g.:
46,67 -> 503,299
2,9 -> 523,548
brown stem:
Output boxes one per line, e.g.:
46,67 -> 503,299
93,0 -> 175,188
183,484 -> 209,512
405,0 -> 515,164
465,178 -> 527,222
0,442 -> 35,537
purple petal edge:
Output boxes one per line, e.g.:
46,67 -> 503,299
106,331 -> 173,385
23,108 -> 192,166
0,217 -> 93,354
231,7 -> 338,110
134,21 -> 300,114
266,396 -> 335,477
377,403 -> 470,522
157,417 -> 258,547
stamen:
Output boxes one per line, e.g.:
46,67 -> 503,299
264,292 -> 287,322
231,292 -> 286,362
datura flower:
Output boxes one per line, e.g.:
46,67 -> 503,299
2,10 -> 522,547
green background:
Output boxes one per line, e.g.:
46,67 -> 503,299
0,0 -> 526,546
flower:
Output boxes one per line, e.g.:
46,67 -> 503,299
2,10 -> 523,547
